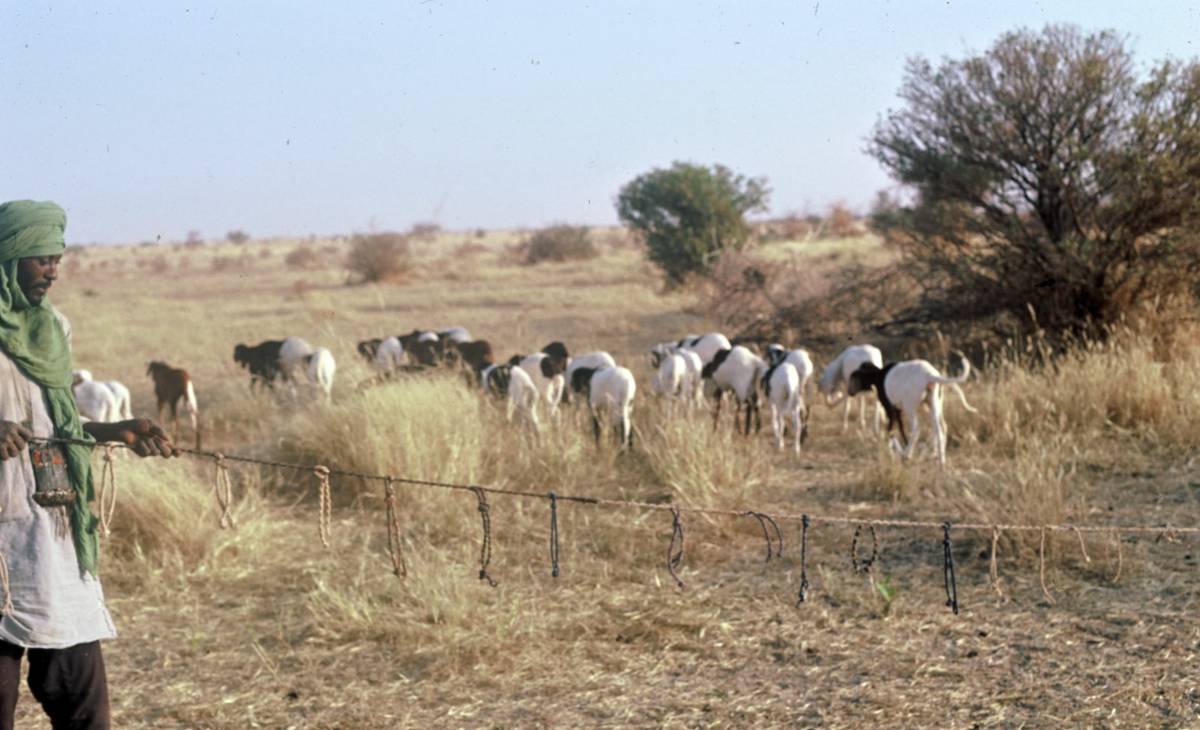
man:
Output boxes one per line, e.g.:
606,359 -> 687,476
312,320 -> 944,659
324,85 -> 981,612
0,200 -> 177,729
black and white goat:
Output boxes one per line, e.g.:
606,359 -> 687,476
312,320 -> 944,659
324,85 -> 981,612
760,361 -> 806,453
563,351 -> 616,404
480,363 -> 540,432
512,341 -> 570,420
701,346 -> 765,434
569,366 -> 637,448
676,332 -> 732,368
819,344 -> 886,433
848,355 -> 978,466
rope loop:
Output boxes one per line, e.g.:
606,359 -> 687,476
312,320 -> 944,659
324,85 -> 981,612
471,487 -> 497,587
97,445 -> 119,538
989,526 -> 1005,600
548,492 -> 560,578
850,524 -> 879,574
666,506 -> 685,589
796,514 -> 811,606
212,453 -> 236,529
314,465 -> 332,549
383,478 -> 406,579
744,511 -> 783,563
1038,526 -> 1055,605
942,522 -> 959,615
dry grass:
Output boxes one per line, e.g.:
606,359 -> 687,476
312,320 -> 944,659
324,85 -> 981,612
13,232 -> 1199,727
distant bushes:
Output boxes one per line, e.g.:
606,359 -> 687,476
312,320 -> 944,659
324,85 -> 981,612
523,224 -> 597,264
345,232 -> 412,283
285,245 -> 322,270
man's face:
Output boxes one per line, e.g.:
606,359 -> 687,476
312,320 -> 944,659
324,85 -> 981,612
17,255 -> 62,305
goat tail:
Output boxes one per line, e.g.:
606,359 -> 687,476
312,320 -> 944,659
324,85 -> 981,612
949,383 -> 978,414
929,353 -> 972,385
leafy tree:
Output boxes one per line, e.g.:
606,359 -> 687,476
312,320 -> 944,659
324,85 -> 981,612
869,25 -> 1200,337
616,162 -> 769,286
226,229 -> 250,245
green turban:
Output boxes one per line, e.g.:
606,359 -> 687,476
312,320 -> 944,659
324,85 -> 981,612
0,200 -> 99,576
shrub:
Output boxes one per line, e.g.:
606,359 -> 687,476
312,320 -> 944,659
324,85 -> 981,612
825,202 -> 861,238
285,245 -> 322,270
524,225 -> 597,264
226,229 -> 251,245
345,232 -> 412,284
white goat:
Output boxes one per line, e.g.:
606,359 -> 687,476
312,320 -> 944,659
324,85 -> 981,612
73,370 -> 133,421
701,346 -> 766,434
819,344 -> 886,433
650,343 -> 704,408
481,364 -> 540,432
652,352 -> 687,402
373,336 -> 405,372
515,353 -> 566,420
848,355 -> 978,467
73,380 -> 121,423
304,347 -> 337,401
570,366 -> 637,448
564,352 -> 617,404
677,332 -> 732,367
762,361 -> 805,453
438,327 -> 472,344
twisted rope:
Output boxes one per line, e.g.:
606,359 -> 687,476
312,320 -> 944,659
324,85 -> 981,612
850,524 -> 879,574
666,507 -> 685,589
314,465 -> 332,549
96,445 -> 118,538
744,511 -> 783,563
942,522 -> 959,615
383,478 -> 406,579
212,453 -> 236,529
796,514 -> 811,606
1039,527 -> 1055,605
989,526 -> 1006,601
472,487 -> 497,587
548,492 -> 560,578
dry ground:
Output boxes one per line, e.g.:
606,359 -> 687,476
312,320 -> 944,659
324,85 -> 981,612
13,232 -> 1200,728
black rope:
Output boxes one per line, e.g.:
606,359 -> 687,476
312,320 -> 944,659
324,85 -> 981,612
745,511 -> 784,563
471,487 -> 497,588
942,522 -> 959,614
850,524 -> 879,573
548,491 -> 560,578
796,514 -> 811,606
667,507 -> 685,589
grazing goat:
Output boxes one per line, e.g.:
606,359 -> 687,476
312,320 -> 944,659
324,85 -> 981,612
819,344 -> 886,433
147,361 -> 199,445
438,327 -> 472,344
480,363 -> 540,432
233,339 -> 285,389
701,346 -> 765,434
563,351 -> 616,404
848,355 -> 978,466
73,370 -> 133,420
650,343 -> 704,408
761,361 -> 806,453
398,331 -> 441,366
278,336 -> 315,384
652,352 -> 687,402
451,339 -> 495,374
569,366 -> 636,448
73,380 -> 120,423
304,347 -> 337,401
677,332 -> 732,367
372,337 -> 405,372
515,352 -> 567,420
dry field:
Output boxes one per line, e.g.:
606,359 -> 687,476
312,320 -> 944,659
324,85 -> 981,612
17,232 -> 1200,728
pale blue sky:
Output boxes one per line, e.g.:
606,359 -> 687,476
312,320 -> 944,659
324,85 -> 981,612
3,1 -> 1197,244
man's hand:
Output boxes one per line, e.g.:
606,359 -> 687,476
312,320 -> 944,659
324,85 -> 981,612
83,419 -> 179,458
0,421 -> 32,460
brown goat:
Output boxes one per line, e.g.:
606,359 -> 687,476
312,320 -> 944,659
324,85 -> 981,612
147,361 -> 200,447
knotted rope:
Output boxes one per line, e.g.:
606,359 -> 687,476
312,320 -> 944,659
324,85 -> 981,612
212,453 -> 236,529
850,524 -> 878,574
471,487 -> 497,587
548,492 -> 560,578
666,507 -> 685,589
96,445 -> 118,538
744,511 -> 783,563
383,478 -> 406,579
796,514 -> 811,606
989,526 -> 1006,600
942,522 -> 959,615
314,465 -> 332,548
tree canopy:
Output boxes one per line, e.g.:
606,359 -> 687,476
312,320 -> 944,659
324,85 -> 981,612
869,24 -> 1200,336
616,162 -> 769,286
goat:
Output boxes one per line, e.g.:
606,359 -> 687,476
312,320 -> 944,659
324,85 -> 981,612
73,369 -> 133,420
677,332 -> 732,367
304,347 -> 337,401
701,346 -> 765,434
652,352 -> 687,402
278,336 -> 315,384
563,351 -> 616,404
147,361 -> 199,446
451,339 -> 496,375
373,337 -> 405,372
438,327 -> 472,344
233,339 -> 285,390
357,338 -> 383,362
761,361 -> 806,453
480,363 -> 539,432
397,331 -> 441,366
569,366 -> 636,448
848,355 -> 978,466
73,380 -> 121,423
650,343 -> 704,408
515,352 -> 567,420
819,344 -> 886,433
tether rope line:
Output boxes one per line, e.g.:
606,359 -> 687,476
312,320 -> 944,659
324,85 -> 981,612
32,437 -> 1200,537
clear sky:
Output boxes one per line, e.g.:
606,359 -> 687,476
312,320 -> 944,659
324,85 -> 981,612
3,1 -> 1198,244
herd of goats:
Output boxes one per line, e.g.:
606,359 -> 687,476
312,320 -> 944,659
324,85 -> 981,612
68,327 -> 979,465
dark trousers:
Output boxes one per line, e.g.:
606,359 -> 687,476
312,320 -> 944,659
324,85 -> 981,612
0,640 -> 110,729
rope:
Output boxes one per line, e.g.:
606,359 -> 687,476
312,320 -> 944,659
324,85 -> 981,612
383,478 -> 406,579
471,487 -> 497,587
1112,530 -> 1123,583
744,511 -> 783,563
212,454 -> 236,529
1072,526 -> 1092,563
96,445 -> 118,538
850,524 -> 878,574
942,522 -> 959,615
796,514 -> 811,606
314,466 -> 332,549
989,526 -> 1005,600
548,492 -> 560,578
666,507 -> 685,589
1038,527 -> 1055,605
31,436 -> 1200,540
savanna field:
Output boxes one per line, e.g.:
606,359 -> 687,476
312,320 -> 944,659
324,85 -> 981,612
26,230 -> 1200,728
